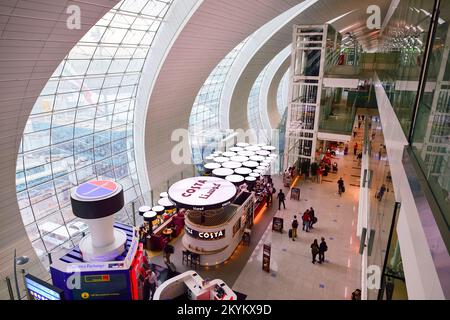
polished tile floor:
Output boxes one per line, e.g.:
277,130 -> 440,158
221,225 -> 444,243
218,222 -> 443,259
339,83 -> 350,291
231,144 -> 363,300
148,119 -> 401,300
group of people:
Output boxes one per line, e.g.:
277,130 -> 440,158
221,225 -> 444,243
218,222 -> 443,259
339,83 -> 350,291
310,238 -> 328,264
289,208 -> 327,264
290,207 -> 318,240
302,207 -> 317,232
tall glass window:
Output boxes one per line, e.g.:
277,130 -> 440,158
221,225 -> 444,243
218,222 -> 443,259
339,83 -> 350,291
277,69 -> 290,117
247,65 -> 270,141
16,0 -> 174,264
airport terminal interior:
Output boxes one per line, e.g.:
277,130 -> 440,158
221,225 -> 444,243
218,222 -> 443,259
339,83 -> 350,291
0,0 -> 449,301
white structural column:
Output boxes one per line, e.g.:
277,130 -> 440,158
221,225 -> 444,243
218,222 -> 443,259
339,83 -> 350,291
140,0 -> 307,188
0,0 -> 119,276
259,45 -> 291,130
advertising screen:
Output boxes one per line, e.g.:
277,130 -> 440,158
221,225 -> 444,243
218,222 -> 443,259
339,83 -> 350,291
72,271 -> 131,300
25,274 -> 64,300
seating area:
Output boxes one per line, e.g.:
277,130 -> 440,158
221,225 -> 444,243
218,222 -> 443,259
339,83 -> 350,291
146,211 -> 185,252
182,250 -> 201,269
147,233 -> 168,251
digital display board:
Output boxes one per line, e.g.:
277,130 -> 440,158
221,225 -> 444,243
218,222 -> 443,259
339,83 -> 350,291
25,274 -> 64,300
72,272 -> 130,300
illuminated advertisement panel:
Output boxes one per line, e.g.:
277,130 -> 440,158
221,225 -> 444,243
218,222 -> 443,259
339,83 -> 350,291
25,274 -> 64,300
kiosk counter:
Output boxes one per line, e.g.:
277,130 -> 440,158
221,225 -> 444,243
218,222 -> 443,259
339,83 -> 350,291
168,177 -> 254,266
153,271 -> 237,300
50,180 -> 144,300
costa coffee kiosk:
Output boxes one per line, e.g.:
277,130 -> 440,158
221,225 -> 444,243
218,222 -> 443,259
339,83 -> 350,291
167,177 -> 254,266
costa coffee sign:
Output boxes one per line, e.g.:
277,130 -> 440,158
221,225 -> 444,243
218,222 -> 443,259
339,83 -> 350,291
181,179 -> 219,199
185,225 -> 225,241
168,177 -> 237,211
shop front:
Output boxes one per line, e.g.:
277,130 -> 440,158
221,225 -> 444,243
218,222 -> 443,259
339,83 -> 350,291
167,176 -> 254,266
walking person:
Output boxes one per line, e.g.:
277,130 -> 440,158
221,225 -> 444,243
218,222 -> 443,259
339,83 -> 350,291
311,239 -> 320,264
317,166 -> 323,184
309,207 -> 316,229
277,189 -> 286,210
163,243 -> 174,267
378,184 -> 387,201
302,210 -> 310,232
266,186 -> 273,207
357,152 -> 363,166
337,177 -> 345,196
353,142 -> 358,155
291,216 -> 299,241
352,289 -> 362,300
146,269 -> 158,300
318,237 -> 328,264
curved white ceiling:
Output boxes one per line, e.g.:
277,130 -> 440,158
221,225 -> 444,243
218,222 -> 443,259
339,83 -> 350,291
224,0 -> 391,132
135,0 -> 202,192
142,0 -> 305,188
220,0 -> 319,130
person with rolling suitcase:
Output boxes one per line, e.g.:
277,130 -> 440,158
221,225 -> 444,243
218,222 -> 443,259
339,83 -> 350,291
291,216 -> 299,241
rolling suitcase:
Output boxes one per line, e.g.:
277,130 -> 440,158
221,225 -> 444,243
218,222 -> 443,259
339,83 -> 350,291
288,229 -> 293,238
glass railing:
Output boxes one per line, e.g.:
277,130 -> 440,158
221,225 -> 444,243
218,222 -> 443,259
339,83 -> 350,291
365,119 -> 400,300
0,245 -> 69,300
